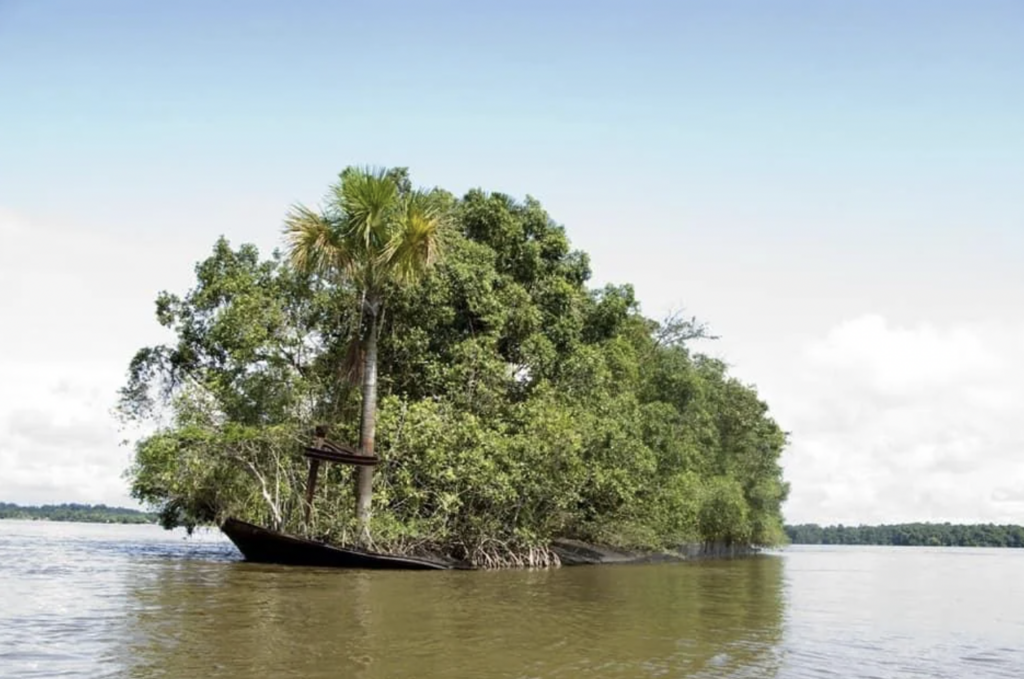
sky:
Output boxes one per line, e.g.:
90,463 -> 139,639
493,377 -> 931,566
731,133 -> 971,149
1,0 -> 1022,525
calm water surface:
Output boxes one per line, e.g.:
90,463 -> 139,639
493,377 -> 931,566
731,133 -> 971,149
1,520 -> 1022,678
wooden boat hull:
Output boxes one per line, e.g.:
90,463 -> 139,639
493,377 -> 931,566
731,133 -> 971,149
220,517 -> 453,570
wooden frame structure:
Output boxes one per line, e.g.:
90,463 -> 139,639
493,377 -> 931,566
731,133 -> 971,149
303,425 -> 380,526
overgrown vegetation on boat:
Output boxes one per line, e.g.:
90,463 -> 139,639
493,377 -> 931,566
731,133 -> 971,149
118,166 -> 789,568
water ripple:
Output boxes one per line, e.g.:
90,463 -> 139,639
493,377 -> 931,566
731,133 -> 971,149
1,524 -> 1022,678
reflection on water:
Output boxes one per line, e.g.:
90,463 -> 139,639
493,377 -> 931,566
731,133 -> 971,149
119,553 -> 785,678
2,521 -> 1023,678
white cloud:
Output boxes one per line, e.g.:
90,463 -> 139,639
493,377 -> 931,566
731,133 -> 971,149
0,207 -> 27,236
0,208 -> 195,507
0,361 -> 136,506
778,315 -> 1024,526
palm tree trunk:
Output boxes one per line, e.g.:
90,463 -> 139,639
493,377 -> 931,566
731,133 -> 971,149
356,300 -> 380,541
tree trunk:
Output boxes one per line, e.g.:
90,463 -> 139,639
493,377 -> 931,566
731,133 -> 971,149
356,300 -> 380,541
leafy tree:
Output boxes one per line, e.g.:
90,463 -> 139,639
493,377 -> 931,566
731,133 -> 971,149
283,167 -> 447,537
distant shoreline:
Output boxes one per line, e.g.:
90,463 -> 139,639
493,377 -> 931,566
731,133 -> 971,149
786,522 -> 1024,548
0,502 -> 157,525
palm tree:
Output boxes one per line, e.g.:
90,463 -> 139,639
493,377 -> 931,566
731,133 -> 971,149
284,166 -> 445,539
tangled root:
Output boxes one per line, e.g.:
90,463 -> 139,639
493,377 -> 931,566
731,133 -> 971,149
469,539 -> 562,569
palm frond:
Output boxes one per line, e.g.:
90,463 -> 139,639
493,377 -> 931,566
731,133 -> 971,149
386,190 -> 447,286
283,204 -> 349,277
336,167 -> 399,256
288,168 -> 447,292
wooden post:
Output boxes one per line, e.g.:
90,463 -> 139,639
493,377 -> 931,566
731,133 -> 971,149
304,425 -> 328,529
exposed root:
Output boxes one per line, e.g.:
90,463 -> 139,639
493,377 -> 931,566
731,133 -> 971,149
468,538 -> 562,569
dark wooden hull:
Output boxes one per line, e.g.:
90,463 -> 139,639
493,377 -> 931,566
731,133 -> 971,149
220,518 -> 454,571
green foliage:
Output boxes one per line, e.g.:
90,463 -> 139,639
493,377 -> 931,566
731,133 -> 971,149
698,477 -> 751,545
786,523 -> 1024,548
120,238 -> 357,427
128,422 -> 308,533
119,170 -> 790,566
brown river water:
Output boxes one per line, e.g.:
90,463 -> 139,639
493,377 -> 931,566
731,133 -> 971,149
1,520 -> 1022,678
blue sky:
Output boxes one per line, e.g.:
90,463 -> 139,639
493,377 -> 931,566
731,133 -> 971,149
1,1 -> 1022,522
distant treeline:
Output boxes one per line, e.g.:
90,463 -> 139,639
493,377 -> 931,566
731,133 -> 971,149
0,502 -> 158,524
786,523 -> 1024,548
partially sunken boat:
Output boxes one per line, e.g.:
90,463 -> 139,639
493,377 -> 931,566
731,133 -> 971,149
221,428 -> 457,571
221,517 -> 453,570
221,430 -> 755,571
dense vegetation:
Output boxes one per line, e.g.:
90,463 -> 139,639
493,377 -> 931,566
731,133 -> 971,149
0,502 -> 157,524
119,167 -> 789,567
786,523 -> 1024,548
